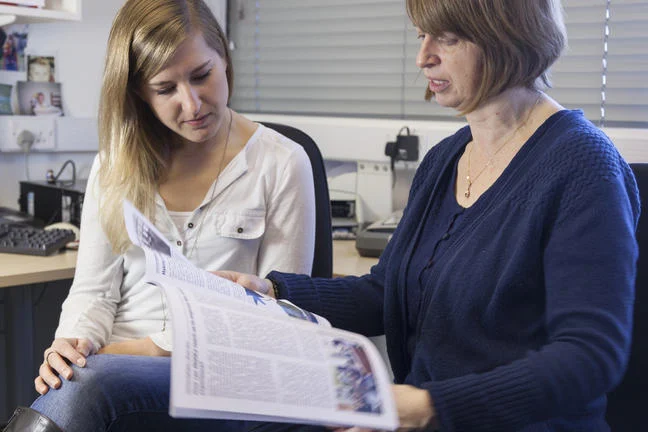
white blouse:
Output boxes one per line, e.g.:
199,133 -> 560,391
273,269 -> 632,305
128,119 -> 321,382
55,125 -> 316,351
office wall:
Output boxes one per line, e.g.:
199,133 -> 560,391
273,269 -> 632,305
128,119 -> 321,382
246,113 -> 648,220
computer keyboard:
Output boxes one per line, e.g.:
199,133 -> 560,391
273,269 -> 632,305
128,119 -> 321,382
0,224 -> 76,256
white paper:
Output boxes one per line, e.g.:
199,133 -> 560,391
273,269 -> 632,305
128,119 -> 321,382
123,200 -> 398,430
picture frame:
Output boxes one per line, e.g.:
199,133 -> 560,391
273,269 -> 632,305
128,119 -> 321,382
0,83 -> 13,115
16,81 -> 63,116
26,54 -> 56,82
0,24 -> 29,72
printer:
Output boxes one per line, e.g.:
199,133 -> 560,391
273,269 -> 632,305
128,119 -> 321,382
355,209 -> 402,257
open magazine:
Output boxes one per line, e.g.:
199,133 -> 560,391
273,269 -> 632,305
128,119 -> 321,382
123,200 -> 398,430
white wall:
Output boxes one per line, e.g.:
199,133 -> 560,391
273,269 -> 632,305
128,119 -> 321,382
247,113 -> 648,220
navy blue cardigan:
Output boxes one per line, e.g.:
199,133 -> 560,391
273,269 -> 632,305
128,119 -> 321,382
270,111 -> 640,431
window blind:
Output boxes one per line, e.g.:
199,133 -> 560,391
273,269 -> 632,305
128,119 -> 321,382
227,0 -> 648,128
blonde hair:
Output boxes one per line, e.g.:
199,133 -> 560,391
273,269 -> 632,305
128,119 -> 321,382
98,0 -> 233,253
406,0 -> 566,114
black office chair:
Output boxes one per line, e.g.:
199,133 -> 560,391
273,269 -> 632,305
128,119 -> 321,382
605,163 -> 647,431
261,122 -> 333,278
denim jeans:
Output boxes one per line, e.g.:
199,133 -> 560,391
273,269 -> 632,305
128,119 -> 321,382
30,354 -> 327,432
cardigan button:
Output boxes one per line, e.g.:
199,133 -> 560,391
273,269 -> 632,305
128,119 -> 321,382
188,222 -> 194,229
177,240 -> 182,246
441,232 -> 450,240
237,227 -> 244,234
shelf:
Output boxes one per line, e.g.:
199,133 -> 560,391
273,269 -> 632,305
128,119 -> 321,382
0,0 -> 80,24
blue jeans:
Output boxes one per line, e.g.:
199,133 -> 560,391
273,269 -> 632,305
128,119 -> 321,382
30,354 -> 326,432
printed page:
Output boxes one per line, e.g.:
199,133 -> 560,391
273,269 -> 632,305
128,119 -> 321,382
165,278 -> 398,430
122,200 -> 329,326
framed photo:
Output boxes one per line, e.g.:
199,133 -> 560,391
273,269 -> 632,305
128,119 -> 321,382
0,24 -> 29,72
16,81 -> 63,116
0,84 -> 12,115
27,55 -> 56,82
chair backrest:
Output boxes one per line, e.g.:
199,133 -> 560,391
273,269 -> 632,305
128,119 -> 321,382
261,122 -> 333,278
605,163 -> 647,431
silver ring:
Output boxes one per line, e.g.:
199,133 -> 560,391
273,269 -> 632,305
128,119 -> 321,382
43,347 -> 57,365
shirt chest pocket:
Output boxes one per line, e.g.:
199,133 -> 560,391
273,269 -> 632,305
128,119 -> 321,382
215,209 -> 266,240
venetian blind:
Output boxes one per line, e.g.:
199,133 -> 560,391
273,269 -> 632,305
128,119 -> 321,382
227,0 -> 648,128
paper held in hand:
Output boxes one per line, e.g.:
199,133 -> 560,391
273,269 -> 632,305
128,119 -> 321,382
123,200 -> 398,430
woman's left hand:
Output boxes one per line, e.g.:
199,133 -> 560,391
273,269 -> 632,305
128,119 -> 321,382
332,384 -> 437,432
97,337 -> 170,356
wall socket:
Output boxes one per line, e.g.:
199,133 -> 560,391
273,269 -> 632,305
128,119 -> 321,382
1,117 -> 56,152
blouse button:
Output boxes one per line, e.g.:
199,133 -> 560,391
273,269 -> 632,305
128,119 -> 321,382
237,227 -> 244,233
441,232 -> 450,240
188,223 -> 194,229
177,240 -> 182,246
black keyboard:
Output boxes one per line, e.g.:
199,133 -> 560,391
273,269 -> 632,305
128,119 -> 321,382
0,224 -> 76,256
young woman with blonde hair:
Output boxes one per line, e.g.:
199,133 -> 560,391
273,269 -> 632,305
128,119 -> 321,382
4,0 -> 315,430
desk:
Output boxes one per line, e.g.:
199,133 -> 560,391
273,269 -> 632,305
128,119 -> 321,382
0,244 -> 373,285
0,250 -> 78,289
332,240 -> 378,277
0,250 -> 77,421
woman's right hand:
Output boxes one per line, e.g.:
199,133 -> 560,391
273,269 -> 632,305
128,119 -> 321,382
214,271 -> 275,298
35,337 -> 95,395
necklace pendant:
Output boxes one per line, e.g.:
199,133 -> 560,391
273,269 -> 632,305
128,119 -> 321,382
464,189 -> 471,199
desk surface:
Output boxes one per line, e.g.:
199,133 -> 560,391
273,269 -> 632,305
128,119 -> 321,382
332,240 -> 378,277
0,250 -> 78,288
0,241 -> 378,288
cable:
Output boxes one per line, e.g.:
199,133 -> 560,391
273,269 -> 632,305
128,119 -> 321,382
33,283 -> 48,307
23,144 -> 31,181
389,126 -> 412,186
53,159 -> 76,186
45,207 -> 62,226
397,126 -> 411,136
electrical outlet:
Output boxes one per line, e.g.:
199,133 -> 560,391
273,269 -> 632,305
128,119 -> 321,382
5,117 -> 56,152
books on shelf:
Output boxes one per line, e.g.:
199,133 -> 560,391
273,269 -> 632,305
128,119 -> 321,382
123,200 -> 398,430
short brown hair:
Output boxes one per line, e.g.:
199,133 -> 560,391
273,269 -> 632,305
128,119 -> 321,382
406,0 -> 566,114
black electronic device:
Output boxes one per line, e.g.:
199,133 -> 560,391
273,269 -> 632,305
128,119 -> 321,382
355,210 -> 402,257
18,180 -> 86,227
384,127 -> 419,169
0,224 -> 76,256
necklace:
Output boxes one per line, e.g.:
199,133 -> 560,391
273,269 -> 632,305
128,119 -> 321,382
160,108 -> 233,332
186,108 -> 234,259
464,92 -> 543,199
